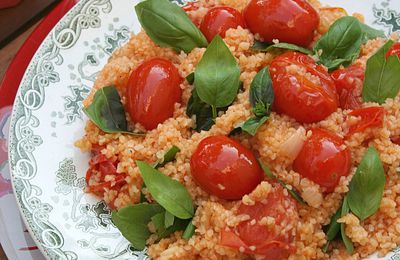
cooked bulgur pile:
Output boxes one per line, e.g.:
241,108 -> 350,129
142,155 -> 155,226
76,0 -> 400,259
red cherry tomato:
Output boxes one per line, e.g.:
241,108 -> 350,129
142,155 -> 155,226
243,0 -> 319,47
190,135 -> 263,200
269,52 -> 339,123
331,65 -> 365,110
200,7 -> 246,42
392,136 -> 400,145
346,107 -> 385,137
386,42 -> 400,60
220,183 -> 297,259
127,58 -> 183,130
293,128 -> 351,193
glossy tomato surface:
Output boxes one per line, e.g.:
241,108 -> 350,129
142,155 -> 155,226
200,7 -> 246,42
190,135 -> 263,200
127,58 -> 183,130
220,183 -> 298,259
386,42 -> 400,60
269,52 -> 339,123
293,128 -> 351,193
331,64 -> 365,110
347,106 -> 385,136
243,0 -> 319,47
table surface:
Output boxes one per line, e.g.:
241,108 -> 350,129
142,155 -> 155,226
0,22 -> 39,260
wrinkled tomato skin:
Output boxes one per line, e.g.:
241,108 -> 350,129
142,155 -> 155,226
293,128 -> 351,193
331,64 -> 365,110
386,42 -> 400,60
243,0 -> 319,47
346,106 -> 385,137
190,135 -> 263,200
220,183 -> 298,259
269,52 -> 339,123
200,7 -> 246,42
127,58 -> 183,130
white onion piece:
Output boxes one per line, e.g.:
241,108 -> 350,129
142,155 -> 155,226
279,127 -> 306,161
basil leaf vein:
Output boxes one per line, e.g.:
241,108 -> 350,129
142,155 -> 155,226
362,40 -> 400,104
135,0 -> 207,53
137,161 -> 194,219
347,146 -> 385,221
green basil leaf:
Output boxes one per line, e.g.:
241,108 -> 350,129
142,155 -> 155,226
135,0 -> 208,53
249,66 -> 274,115
182,221 -> 195,240
259,161 -> 305,205
240,116 -> 269,136
360,23 -> 386,43
151,211 -> 189,240
186,72 -> 195,85
194,35 -> 241,109
341,197 -> 354,254
153,145 -> 181,168
347,146 -> 385,221
137,161 -> 194,219
325,207 -> 341,241
164,211 -> 175,228
314,16 -> 363,70
252,41 -> 313,55
362,40 -> 400,104
111,203 -> 164,250
84,86 -> 143,135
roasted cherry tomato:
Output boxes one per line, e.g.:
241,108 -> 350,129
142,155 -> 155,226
127,58 -> 183,130
293,128 -> 351,193
331,64 -> 365,110
346,106 -> 385,136
386,42 -> 400,60
200,7 -> 246,42
220,183 -> 297,259
190,135 -> 263,200
243,0 -> 319,47
269,52 -> 339,123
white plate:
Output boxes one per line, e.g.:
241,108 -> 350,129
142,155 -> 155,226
6,0 -> 400,259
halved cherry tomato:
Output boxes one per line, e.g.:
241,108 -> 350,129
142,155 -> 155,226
269,52 -> 339,123
346,107 -> 385,136
243,0 -> 319,47
190,135 -> 263,200
200,7 -> 246,42
220,183 -> 297,259
386,42 -> 400,60
127,58 -> 183,130
331,64 -> 365,110
293,128 -> 351,193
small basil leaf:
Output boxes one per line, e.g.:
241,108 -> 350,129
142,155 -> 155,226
347,146 -> 385,221
194,35 -> 241,109
360,23 -> 386,43
153,145 -> 181,168
182,221 -> 195,240
84,86 -> 143,135
186,72 -> 195,85
362,40 -> 400,104
164,211 -> 175,228
341,197 -> 354,254
249,66 -> 274,113
137,161 -> 194,219
240,116 -> 269,136
259,161 -> 305,205
111,203 -> 164,250
151,211 -> 190,240
326,208 -> 341,241
314,16 -> 363,70
135,0 -> 208,53
252,41 -> 313,55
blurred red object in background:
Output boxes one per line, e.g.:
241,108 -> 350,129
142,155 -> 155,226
0,0 -> 22,9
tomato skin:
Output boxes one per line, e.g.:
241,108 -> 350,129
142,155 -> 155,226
190,135 -> 263,200
269,52 -> 339,123
346,107 -> 385,136
127,58 -> 183,130
331,65 -> 365,110
293,128 -> 351,193
200,7 -> 246,42
386,42 -> 400,60
243,0 -> 319,47
220,183 -> 297,259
